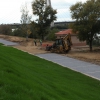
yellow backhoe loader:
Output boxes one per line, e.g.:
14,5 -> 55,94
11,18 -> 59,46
46,34 -> 72,53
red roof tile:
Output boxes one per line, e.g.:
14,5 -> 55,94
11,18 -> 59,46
55,29 -> 73,35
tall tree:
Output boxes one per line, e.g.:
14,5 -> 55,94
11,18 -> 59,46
70,0 -> 100,51
20,3 -> 32,40
32,0 -> 57,40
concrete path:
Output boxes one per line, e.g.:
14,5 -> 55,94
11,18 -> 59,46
0,38 -> 19,46
36,53 -> 100,80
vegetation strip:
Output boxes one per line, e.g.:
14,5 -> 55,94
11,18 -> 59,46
0,44 -> 100,100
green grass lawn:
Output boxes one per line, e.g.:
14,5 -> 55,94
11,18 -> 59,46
0,44 -> 100,100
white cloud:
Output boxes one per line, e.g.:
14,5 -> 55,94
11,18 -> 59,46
64,0 -> 87,3
0,0 -> 87,24
52,0 -> 87,22
0,0 -> 32,24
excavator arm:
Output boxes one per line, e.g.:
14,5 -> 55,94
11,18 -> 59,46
62,34 -> 72,52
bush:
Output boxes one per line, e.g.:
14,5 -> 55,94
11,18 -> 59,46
12,28 -> 26,37
46,28 -> 59,41
0,25 -> 12,35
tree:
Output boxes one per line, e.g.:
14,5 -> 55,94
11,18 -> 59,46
46,28 -> 59,41
20,3 -> 32,41
0,25 -> 11,35
70,0 -> 100,51
32,0 -> 57,40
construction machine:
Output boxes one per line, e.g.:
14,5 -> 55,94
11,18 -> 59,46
46,34 -> 72,53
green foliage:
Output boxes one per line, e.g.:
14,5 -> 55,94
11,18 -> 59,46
46,28 -> 59,40
93,34 -> 100,46
70,0 -> 100,51
0,45 -> 100,100
0,25 -> 12,35
11,28 -> 24,37
30,22 -> 40,39
32,0 -> 57,40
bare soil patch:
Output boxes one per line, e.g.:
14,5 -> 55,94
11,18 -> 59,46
64,49 -> 100,65
0,34 -> 100,65
0,34 -> 51,54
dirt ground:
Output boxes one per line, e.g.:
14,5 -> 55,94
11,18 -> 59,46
0,34 -> 100,66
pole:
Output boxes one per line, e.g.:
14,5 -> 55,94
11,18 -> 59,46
45,0 -> 51,7
45,0 -> 54,27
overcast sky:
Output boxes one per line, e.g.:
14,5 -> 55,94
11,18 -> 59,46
0,0 -> 87,24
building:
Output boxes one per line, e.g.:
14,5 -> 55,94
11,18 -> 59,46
54,21 -> 74,27
55,29 -> 86,47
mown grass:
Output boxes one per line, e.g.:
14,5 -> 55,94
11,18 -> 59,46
0,44 -> 100,100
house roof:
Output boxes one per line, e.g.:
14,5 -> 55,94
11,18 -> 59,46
55,29 -> 73,35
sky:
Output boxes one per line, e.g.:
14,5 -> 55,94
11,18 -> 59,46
0,0 -> 87,24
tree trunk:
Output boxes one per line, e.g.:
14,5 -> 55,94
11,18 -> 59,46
41,34 -> 44,40
88,32 -> 94,52
89,39 -> 93,51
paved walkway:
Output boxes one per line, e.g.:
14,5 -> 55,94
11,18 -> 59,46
36,53 -> 100,80
0,38 -> 100,80
0,39 -> 19,46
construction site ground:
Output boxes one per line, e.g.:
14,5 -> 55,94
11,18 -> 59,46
0,34 -> 100,66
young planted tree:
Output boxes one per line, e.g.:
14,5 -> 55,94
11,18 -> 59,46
20,3 -> 32,40
32,0 -> 57,40
70,0 -> 100,51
